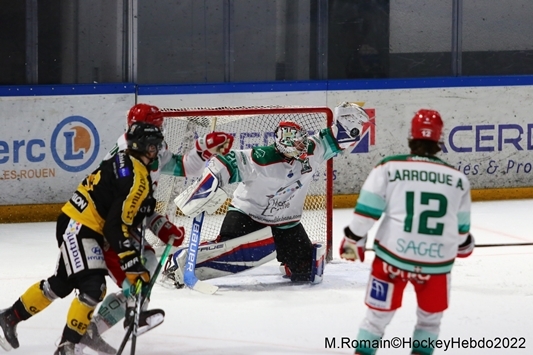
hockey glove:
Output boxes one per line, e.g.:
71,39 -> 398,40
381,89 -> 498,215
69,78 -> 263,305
174,169 -> 228,217
148,213 -> 185,247
340,226 -> 367,262
457,233 -> 475,258
334,102 -> 370,139
196,132 -> 234,161
119,250 -> 150,285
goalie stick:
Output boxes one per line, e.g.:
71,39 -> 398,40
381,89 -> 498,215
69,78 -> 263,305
182,212 -> 219,294
178,115 -> 219,295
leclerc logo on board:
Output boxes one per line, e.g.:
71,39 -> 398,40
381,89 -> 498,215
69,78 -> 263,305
51,116 -> 100,172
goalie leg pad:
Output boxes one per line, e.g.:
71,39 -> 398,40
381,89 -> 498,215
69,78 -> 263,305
310,243 -> 326,284
171,227 -> 276,283
289,243 -> 326,283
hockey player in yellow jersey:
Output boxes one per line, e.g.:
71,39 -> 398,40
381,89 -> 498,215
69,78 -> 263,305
0,122 -> 185,355
340,109 -> 475,355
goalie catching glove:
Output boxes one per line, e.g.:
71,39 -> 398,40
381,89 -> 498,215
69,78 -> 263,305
147,213 -> 185,247
334,102 -> 370,140
174,168 -> 228,217
340,226 -> 367,262
196,132 -> 234,161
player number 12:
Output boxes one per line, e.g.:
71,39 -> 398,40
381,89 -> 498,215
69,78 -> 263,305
404,191 -> 447,236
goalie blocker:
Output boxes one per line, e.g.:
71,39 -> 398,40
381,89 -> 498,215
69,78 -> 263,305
174,169 -> 228,217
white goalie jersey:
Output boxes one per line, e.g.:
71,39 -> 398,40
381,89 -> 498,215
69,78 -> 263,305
207,127 -> 352,227
348,154 -> 471,274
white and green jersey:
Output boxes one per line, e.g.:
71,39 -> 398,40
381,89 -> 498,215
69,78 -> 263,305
208,127 -> 349,227
348,154 -> 471,274
104,133 -> 205,185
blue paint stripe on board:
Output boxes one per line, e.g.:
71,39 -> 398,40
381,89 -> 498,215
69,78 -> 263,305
0,83 -> 136,97
138,75 -> 533,95
2,75 -> 533,97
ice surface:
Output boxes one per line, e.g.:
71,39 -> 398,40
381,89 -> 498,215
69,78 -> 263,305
0,199 -> 532,354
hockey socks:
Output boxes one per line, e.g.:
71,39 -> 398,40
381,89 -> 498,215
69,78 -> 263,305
412,329 -> 438,355
355,329 -> 381,355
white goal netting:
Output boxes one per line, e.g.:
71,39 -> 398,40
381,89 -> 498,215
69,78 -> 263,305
147,106 -> 334,260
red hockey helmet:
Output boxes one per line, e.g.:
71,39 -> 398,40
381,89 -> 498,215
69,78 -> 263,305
410,109 -> 443,142
127,103 -> 164,128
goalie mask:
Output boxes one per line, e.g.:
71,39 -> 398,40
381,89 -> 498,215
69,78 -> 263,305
274,120 -> 309,161
410,109 -> 443,143
127,103 -> 165,128
126,122 -> 164,160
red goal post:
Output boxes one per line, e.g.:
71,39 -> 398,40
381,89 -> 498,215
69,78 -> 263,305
148,105 -> 334,261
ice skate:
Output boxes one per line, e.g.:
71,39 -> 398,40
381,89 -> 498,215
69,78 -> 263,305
124,308 -> 165,336
0,308 -> 20,350
78,321 -> 116,355
54,341 -> 83,355
161,247 -> 186,288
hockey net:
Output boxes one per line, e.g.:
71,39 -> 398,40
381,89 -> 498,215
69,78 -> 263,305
147,106 -> 334,261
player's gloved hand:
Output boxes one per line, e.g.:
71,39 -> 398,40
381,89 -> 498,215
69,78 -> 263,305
340,226 -> 367,262
457,233 -> 475,258
148,213 -> 185,247
196,132 -> 234,161
174,168 -> 228,217
119,250 -> 150,285
334,102 -> 370,139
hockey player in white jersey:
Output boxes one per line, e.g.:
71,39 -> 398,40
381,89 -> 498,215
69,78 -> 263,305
79,103 -> 234,354
340,109 -> 475,355
169,102 -> 370,285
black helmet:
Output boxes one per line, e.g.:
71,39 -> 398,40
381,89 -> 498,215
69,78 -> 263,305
126,122 -> 164,154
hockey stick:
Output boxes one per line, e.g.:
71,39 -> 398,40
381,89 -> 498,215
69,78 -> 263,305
179,116 -> 220,295
474,242 -> 533,248
182,211 -> 219,294
116,221 -> 146,355
365,241 -> 533,252
116,242 -> 174,355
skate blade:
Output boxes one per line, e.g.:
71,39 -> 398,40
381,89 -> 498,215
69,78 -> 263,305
0,334 -> 13,351
135,314 -> 165,337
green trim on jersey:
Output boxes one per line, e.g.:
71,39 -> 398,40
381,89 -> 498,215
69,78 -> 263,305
354,190 -> 385,219
457,211 -> 471,234
250,145 -> 286,166
376,154 -> 455,169
318,127 -> 343,160
217,151 -> 242,184
160,154 -> 186,176
108,143 -> 120,158
374,241 -> 455,274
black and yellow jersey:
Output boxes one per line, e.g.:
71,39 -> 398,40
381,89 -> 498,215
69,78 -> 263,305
62,151 -> 155,254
